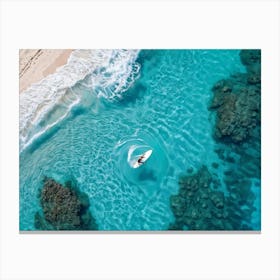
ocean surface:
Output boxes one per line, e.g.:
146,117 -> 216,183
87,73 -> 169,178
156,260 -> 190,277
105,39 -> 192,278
19,50 -> 261,230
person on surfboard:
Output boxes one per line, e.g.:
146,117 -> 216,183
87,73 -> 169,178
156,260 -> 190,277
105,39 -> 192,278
137,155 -> 145,165
132,150 -> 152,169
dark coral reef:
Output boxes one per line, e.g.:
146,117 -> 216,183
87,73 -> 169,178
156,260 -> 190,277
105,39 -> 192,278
169,50 -> 261,230
209,49 -> 261,143
210,49 -> 261,183
34,177 -> 98,230
169,166 -> 255,230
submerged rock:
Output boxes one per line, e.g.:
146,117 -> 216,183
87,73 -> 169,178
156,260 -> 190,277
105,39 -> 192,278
169,166 -> 254,230
211,162 -> 219,169
209,49 -> 261,143
240,49 -> 261,75
187,50 -> 262,231
34,177 -> 98,230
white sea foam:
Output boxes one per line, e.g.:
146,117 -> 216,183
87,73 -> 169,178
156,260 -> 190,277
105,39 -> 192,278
20,49 -> 140,152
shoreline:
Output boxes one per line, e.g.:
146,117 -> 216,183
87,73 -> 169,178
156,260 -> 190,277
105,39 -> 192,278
19,49 -> 73,93
19,49 -> 140,153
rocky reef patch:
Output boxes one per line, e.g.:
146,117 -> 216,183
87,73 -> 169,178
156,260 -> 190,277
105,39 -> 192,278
34,177 -> 98,230
169,166 -> 255,230
169,50 -> 261,230
209,50 -> 260,143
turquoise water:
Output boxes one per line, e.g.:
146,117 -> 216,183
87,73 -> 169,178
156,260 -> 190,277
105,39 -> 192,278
20,50 -> 260,230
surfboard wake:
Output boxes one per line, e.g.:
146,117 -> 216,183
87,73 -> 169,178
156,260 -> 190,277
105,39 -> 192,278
127,145 -> 153,168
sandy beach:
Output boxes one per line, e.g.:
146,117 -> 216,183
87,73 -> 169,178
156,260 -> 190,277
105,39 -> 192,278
19,49 -> 73,93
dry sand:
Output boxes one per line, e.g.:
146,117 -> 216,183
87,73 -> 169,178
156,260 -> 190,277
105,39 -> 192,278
19,49 -> 73,93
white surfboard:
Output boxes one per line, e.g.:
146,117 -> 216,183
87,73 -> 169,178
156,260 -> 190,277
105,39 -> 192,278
132,149 -> 153,168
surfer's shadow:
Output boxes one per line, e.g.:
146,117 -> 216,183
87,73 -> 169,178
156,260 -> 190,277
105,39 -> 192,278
138,168 -> 157,182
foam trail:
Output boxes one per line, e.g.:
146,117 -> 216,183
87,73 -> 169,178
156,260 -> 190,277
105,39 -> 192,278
20,49 -> 140,153
20,97 -> 81,152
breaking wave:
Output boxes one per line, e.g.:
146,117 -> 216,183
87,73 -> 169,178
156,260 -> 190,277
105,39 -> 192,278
19,49 -> 140,152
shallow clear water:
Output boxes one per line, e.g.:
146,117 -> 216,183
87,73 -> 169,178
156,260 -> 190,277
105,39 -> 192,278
20,50 -> 259,230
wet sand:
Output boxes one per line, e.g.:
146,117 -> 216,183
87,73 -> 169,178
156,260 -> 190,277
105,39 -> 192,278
19,49 -> 73,93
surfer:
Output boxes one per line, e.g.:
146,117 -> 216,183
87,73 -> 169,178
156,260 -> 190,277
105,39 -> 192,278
137,155 -> 145,164
132,149 -> 152,168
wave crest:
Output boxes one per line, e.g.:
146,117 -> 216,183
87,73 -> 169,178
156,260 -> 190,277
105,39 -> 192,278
19,49 -> 140,152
